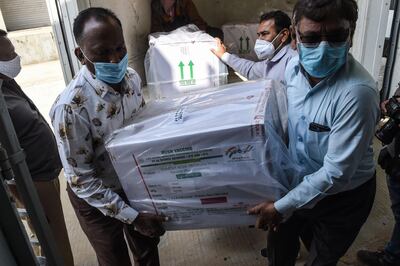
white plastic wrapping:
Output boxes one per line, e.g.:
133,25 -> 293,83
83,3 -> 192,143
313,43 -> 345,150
145,25 -> 228,100
106,79 -> 301,230
222,23 -> 259,61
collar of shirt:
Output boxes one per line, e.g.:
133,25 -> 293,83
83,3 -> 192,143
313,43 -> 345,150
270,44 -> 291,63
81,66 -> 129,98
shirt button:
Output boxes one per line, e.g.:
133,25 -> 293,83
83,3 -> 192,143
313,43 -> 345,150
298,136 -> 303,142
301,116 -> 306,120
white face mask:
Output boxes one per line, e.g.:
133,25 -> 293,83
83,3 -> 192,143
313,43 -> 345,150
0,55 -> 21,79
254,32 -> 283,60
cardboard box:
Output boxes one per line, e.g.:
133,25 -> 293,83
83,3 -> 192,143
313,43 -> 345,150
106,80 -> 294,230
222,23 -> 260,61
145,25 -> 228,100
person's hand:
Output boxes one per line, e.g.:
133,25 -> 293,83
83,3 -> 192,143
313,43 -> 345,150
133,213 -> 168,238
381,100 -> 390,115
211,37 -> 227,59
378,146 -> 392,170
248,201 -> 283,231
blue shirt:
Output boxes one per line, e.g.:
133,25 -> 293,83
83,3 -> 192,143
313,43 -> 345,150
274,54 -> 380,216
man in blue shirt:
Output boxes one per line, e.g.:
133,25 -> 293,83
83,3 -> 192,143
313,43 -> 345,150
248,0 -> 380,265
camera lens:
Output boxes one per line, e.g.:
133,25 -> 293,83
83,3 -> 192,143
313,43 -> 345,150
376,119 -> 398,145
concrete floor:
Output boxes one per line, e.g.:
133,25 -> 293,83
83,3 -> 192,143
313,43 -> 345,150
14,60 -> 395,266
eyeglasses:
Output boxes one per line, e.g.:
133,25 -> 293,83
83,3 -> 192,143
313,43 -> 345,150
296,28 -> 351,48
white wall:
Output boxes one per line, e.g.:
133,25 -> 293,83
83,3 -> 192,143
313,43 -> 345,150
389,40 -> 400,96
0,8 -> 6,30
352,0 -> 390,82
8,27 -> 59,65
193,0 -> 295,26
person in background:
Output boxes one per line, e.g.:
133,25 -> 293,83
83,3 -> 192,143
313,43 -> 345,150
0,29 -> 74,266
248,0 -> 380,265
212,10 -> 297,84
357,86 -> 400,266
151,0 -> 224,39
50,8 -> 167,266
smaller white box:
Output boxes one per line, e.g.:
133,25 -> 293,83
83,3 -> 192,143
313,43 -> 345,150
145,25 -> 228,100
222,23 -> 260,61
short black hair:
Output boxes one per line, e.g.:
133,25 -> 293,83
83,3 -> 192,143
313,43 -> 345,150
293,0 -> 358,34
0,29 -> 7,37
260,10 -> 292,42
73,7 -> 122,45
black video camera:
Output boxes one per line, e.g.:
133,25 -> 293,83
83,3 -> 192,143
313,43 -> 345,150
376,96 -> 400,145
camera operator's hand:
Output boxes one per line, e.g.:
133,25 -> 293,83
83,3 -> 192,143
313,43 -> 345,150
378,146 -> 392,171
133,213 -> 168,238
381,100 -> 390,115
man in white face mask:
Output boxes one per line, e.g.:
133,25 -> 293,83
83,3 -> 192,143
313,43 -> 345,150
212,10 -> 297,83
0,29 -> 74,265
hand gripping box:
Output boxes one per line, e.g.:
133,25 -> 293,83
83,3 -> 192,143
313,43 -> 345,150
222,23 -> 260,61
106,79 -> 298,230
145,25 -> 228,100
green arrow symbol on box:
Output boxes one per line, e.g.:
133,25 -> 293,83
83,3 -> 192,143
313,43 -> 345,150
178,61 -> 185,80
246,37 -> 250,51
188,60 -> 194,79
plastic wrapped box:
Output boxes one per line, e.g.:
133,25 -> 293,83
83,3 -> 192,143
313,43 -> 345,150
222,23 -> 260,61
145,25 -> 228,100
106,79 -> 299,230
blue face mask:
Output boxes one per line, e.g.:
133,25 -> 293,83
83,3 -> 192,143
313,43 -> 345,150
298,41 -> 349,79
82,51 -> 128,84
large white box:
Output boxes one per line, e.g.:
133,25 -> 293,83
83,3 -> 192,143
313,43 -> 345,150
222,23 -> 260,61
145,25 -> 228,100
106,80 -> 296,230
